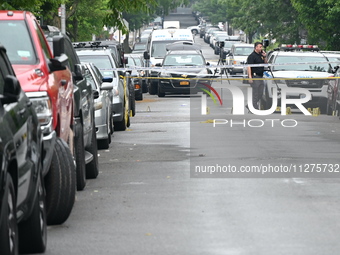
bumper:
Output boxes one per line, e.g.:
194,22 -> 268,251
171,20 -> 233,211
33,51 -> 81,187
42,130 -> 57,177
111,98 -> 123,122
95,123 -> 108,140
159,79 -> 212,94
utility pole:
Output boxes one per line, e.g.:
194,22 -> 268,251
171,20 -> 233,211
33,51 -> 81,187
61,4 -> 66,34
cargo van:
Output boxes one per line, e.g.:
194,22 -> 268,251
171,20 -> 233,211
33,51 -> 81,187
144,29 -> 195,94
163,20 -> 180,29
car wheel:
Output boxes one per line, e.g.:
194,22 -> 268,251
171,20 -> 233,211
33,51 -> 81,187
19,170 -> 47,254
74,121 -> 86,191
86,121 -> 99,179
114,98 -> 130,131
45,137 -> 76,225
148,81 -> 158,95
326,98 -> 333,115
192,29 -> 198,34
129,81 -> 136,117
158,88 -> 165,97
110,114 -> 114,135
0,174 -> 18,255
142,82 -> 148,93
214,48 -> 218,55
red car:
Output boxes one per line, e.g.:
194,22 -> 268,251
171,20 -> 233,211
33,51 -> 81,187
0,10 -> 76,225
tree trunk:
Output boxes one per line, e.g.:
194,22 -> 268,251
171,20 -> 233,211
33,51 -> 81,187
123,32 -> 131,53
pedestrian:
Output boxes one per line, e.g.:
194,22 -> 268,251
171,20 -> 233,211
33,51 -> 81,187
246,41 -> 267,110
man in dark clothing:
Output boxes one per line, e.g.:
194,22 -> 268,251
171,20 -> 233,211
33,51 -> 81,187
247,42 -> 267,110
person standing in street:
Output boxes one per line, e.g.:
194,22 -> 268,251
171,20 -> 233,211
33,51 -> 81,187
247,42 -> 267,110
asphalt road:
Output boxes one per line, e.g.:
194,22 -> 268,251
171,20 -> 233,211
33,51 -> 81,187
30,7 -> 340,255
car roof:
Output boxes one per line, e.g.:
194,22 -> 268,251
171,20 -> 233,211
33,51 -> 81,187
166,50 -> 202,55
233,43 -> 253,47
271,51 -> 327,57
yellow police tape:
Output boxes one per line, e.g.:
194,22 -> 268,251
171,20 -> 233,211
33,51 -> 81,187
123,76 -> 340,81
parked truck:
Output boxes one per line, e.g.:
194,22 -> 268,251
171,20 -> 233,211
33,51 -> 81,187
0,10 -> 76,225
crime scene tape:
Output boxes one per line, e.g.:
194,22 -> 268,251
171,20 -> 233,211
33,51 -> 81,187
99,60 -> 340,73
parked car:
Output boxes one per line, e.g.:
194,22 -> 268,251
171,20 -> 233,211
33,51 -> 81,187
0,10 -> 76,225
226,43 -> 254,75
0,44 -> 47,254
156,42 -> 213,97
261,45 -> 334,113
132,42 -> 147,54
74,47 -> 131,131
83,62 -> 114,149
126,53 -> 144,101
44,28 -> 99,190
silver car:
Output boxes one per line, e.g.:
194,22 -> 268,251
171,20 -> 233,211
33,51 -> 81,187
82,62 -> 113,149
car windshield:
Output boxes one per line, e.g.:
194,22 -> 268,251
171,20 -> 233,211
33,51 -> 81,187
234,47 -> 253,56
273,56 -> 330,72
0,20 -> 37,64
151,40 -> 190,58
163,54 -> 205,66
133,44 -> 146,51
78,55 -> 116,77
126,57 -> 136,67
132,57 -> 142,66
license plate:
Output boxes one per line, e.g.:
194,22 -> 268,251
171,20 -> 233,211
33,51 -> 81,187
180,81 -> 189,85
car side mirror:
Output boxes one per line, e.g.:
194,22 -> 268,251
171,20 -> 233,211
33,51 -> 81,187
52,35 -> 65,57
2,75 -> 21,104
93,90 -> 99,99
206,62 -> 210,66
333,65 -> 340,73
143,51 -> 150,60
74,64 -> 85,81
101,82 -> 114,90
49,54 -> 68,72
102,77 -> 113,83
155,63 -> 162,67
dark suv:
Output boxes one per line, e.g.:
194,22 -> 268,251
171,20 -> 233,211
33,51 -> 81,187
0,44 -> 47,254
44,28 -> 99,191
74,45 -> 132,131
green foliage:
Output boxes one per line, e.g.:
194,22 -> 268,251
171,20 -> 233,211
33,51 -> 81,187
291,0 -> 340,50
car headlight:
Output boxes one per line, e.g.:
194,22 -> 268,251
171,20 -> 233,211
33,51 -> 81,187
160,71 -> 171,78
198,68 -> 209,75
26,91 -> 53,135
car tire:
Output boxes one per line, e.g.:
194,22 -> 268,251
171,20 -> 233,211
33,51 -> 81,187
45,137 -> 76,225
192,29 -> 198,34
19,170 -> 47,254
114,98 -> 130,131
136,91 -> 143,100
129,87 -> 136,117
0,174 -> 18,255
110,114 -> 114,135
148,81 -> 158,95
86,121 -> 99,179
74,121 -> 86,191
157,86 -> 165,97
326,99 -> 333,115
142,82 -> 148,93
214,48 -> 218,55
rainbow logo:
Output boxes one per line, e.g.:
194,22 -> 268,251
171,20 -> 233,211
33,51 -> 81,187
200,83 -> 223,106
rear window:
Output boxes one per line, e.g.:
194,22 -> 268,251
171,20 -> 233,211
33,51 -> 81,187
78,55 -> 116,77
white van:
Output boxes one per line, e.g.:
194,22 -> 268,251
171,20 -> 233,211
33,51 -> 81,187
147,29 -> 194,66
144,29 -> 195,94
163,21 -> 180,29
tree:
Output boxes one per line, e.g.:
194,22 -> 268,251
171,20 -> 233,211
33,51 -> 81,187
291,0 -> 340,50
